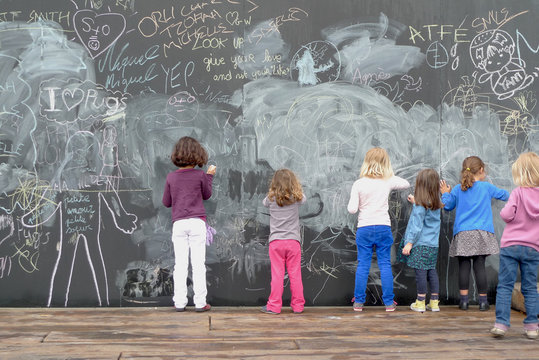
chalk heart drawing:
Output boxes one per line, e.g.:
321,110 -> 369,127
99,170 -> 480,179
74,10 -> 126,59
225,11 -> 239,25
62,88 -> 85,110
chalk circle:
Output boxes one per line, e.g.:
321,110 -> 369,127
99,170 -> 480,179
166,91 -> 200,123
425,41 -> 449,69
290,40 -> 341,84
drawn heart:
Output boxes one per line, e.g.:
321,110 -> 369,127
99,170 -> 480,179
226,11 -> 239,25
74,10 -> 126,59
62,88 -> 85,110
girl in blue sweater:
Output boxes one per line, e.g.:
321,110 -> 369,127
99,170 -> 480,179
440,156 -> 509,311
398,169 -> 444,312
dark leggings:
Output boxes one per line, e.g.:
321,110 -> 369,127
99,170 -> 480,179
458,255 -> 487,293
415,268 -> 439,295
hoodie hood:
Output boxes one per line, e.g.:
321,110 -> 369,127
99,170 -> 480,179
520,187 -> 539,220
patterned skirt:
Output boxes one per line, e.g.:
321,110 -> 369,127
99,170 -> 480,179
448,230 -> 499,257
397,238 -> 438,270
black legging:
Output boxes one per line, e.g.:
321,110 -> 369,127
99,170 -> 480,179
458,255 -> 487,293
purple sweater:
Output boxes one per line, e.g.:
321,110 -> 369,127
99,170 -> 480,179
500,186 -> 539,252
162,168 -> 213,222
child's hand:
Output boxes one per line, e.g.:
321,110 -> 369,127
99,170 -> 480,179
407,194 -> 415,204
402,243 -> 413,256
207,165 -> 216,175
439,180 -> 451,194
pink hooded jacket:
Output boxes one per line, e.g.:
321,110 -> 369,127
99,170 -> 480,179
499,186 -> 539,252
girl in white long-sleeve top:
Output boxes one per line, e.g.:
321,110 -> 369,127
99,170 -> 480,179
347,147 -> 410,312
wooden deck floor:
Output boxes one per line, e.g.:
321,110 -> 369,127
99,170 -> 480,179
0,306 -> 537,359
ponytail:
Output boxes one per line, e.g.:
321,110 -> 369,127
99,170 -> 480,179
460,169 -> 475,191
460,156 -> 485,191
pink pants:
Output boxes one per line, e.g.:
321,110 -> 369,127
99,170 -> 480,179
266,240 -> 305,313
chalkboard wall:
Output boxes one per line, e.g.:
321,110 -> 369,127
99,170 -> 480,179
1,0 -> 538,307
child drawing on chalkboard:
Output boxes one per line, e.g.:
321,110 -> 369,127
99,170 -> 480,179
162,136 -> 216,312
260,169 -> 306,315
490,152 -> 539,339
347,147 -> 410,312
440,156 -> 509,311
397,169 -> 443,312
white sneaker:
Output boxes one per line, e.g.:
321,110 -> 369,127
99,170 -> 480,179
525,329 -> 539,339
490,327 -> 506,337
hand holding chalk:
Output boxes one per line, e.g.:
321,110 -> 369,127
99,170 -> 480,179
207,165 -> 216,175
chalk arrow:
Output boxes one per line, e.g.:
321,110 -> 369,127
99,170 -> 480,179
247,0 -> 259,13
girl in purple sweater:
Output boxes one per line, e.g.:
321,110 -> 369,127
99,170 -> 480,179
162,136 -> 216,312
490,152 -> 539,339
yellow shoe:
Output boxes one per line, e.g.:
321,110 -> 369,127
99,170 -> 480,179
427,299 -> 440,312
410,299 -> 425,312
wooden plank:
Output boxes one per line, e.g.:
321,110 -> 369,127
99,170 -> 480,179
0,307 -> 536,360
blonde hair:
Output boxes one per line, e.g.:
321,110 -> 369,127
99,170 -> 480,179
512,152 -> 539,187
268,169 -> 304,206
460,156 -> 484,191
359,147 -> 394,179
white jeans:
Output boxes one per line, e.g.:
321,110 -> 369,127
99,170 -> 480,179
172,218 -> 207,308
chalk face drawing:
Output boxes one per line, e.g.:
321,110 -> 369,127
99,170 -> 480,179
0,0 -> 537,307
470,29 -> 534,100
74,10 -> 127,59
426,41 -> 449,69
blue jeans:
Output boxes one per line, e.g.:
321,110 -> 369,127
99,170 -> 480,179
495,245 -> 539,328
354,225 -> 394,305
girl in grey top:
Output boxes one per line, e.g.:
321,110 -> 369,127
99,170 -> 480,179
261,169 -> 306,315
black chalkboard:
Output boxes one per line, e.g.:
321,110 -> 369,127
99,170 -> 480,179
1,0 -> 538,307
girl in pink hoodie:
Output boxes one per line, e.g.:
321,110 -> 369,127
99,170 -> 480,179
490,152 -> 539,339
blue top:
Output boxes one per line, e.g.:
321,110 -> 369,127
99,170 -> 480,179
403,204 -> 441,248
441,180 -> 509,235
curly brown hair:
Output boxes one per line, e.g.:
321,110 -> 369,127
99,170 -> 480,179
268,169 -> 303,207
460,156 -> 485,191
414,169 -> 443,210
171,136 -> 208,168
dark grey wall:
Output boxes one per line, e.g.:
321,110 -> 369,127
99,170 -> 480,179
1,0 -> 537,307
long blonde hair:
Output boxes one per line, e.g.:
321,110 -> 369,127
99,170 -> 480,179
268,169 -> 303,206
512,152 -> 539,187
359,147 -> 394,179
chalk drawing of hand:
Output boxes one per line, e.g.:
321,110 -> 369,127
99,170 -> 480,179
119,214 -> 138,234
99,191 -> 138,234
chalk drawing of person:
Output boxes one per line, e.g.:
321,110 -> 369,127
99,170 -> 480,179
296,48 -> 336,86
99,124 -> 122,191
22,131 -> 137,306
297,50 -> 317,85
470,29 -> 533,100
99,125 -> 121,176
